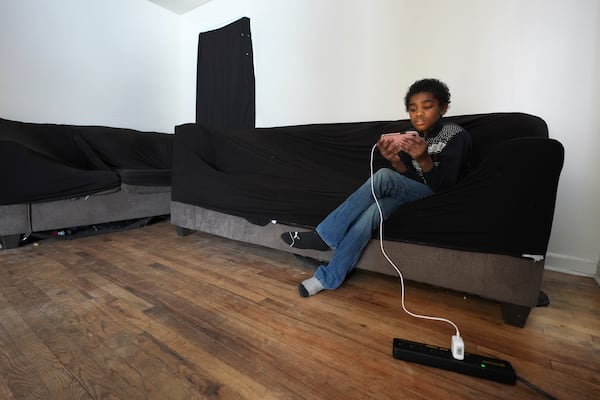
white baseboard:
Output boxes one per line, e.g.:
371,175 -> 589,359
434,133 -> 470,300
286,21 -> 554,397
544,252 -> 598,278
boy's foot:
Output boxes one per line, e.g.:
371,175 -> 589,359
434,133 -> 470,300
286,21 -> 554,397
281,231 -> 330,251
298,277 -> 324,297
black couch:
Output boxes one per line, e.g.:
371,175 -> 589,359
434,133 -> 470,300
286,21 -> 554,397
170,112 -> 564,327
0,117 -> 173,249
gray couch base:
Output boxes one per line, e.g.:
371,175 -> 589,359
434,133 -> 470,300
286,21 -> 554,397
170,200 -> 545,327
0,187 -> 171,249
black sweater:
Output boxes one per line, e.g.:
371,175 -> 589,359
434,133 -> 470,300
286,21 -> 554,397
400,120 -> 472,192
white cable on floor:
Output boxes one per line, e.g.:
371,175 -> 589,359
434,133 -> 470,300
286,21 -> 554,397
369,143 -> 463,352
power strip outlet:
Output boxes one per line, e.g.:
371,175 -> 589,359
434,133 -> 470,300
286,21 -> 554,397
393,338 -> 516,384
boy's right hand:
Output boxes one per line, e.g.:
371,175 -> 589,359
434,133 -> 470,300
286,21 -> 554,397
377,134 -> 403,161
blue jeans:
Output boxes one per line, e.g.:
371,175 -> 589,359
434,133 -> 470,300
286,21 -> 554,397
314,168 -> 433,289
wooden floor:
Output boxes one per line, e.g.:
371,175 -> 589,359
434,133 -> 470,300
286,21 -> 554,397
0,221 -> 598,400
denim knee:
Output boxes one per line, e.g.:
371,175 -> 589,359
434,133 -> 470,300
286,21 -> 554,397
371,168 -> 402,194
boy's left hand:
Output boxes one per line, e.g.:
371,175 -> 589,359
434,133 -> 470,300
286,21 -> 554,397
398,134 -> 428,160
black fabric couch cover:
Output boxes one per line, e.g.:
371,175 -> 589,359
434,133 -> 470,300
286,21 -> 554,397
172,112 -> 564,259
0,117 -> 173,205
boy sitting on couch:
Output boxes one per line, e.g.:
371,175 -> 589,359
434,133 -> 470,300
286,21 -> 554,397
281,78 -> 472,297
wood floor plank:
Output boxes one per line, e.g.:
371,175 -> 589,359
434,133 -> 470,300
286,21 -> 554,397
0,376 -> 17,400
2,272 -> 152,399
0,311 -> 52,400
24,260 -> 213,400
0,290 -> 92,400
0,220 -> 598,400
59,242 -> 297,399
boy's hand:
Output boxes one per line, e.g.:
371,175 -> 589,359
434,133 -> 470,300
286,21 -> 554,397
377,133 -> 404,161
398,134 -> 428,160
378,132 -> 432,173
378,132 -> 426,160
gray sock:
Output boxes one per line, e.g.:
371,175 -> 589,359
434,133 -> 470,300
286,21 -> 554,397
298,277 -> 324,297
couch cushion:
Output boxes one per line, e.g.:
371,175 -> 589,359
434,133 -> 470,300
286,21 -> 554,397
76,126 -> 173,170
0,140 -> 120,205
447,113 -> 548,169
0,117 -> 95,169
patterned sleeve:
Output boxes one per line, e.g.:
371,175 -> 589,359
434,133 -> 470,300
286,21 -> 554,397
421,124 -> 471,192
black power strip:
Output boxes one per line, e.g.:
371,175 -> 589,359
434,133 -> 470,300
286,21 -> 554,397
393,338 -> 517,384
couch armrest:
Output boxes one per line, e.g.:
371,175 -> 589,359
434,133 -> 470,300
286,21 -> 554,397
384,137 -> 564,257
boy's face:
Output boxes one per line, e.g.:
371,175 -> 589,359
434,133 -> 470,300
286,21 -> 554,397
407,92 -> 448,134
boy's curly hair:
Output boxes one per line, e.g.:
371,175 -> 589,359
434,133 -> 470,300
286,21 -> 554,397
404,79 -> 451,111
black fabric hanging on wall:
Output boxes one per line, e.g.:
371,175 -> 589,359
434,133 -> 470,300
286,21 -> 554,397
196,17 -> 255,129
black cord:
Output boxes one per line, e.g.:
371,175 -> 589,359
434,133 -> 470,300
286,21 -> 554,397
517,375 -> 558,400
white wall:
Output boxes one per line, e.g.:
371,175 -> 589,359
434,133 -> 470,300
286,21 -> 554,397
180,0 -> 600,277
0,0 -> 180,132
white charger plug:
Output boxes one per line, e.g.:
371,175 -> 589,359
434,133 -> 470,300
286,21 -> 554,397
452,335 -> 465,360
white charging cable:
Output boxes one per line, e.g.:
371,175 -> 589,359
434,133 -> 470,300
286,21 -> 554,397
370,143 -> 464,360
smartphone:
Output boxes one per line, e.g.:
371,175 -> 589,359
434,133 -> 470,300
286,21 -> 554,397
381,130 -> 418,137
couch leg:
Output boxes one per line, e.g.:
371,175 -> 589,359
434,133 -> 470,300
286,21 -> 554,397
0,234 -> 22,250
175,226 -> 193,237
501,303 -> 531,328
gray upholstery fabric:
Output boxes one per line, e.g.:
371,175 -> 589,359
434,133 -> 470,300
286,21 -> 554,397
31,189 -> 170,232
0,204 -> 31,235
170,201 -> 543,311
1,187 -> 170,248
